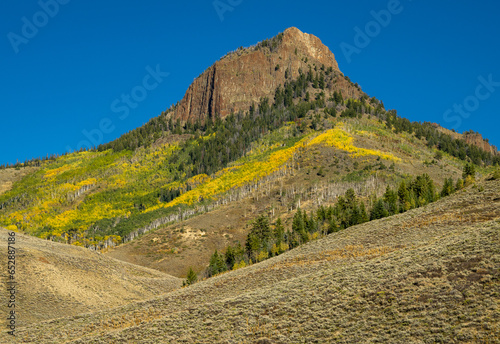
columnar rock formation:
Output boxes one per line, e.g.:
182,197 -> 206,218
172,27 -> 360,122
463,132 -> 498,155
432,123 -> 498,156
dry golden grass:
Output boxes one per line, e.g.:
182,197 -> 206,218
0,167 -> 38,195
5,179 -> 499,343
0,228 -> 182,328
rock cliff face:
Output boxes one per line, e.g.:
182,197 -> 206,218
463,132 -> 498,155
432,123 -> 500,155
433,123 -> 498,156
172,27 -> 359,122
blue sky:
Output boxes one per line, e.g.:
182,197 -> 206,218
1,0 -> 499,165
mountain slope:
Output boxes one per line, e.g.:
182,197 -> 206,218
173,27 -> 353,122
0,227 -> 181,327
105,117 -> 467,277
10,179 -> 500,343
1,27 -> 498,266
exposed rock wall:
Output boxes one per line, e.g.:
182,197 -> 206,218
463,132 -> 498,155
433,123 -> 498,156
172,27 -> 358,122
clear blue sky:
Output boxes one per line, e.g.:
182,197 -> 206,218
1,0 -> 499,165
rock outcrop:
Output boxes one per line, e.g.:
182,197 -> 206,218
463,132 -> 498,155
172,27 -> 359,122
433,123 -> 498,156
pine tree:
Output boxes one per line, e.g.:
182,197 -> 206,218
370,199 -> 388,220
208,250 -> 227,276
313,73 -> 319,88
245,233 -> 260,261
462,162 -> 476,180
319,73 -> 325,89
185,267 -> 197,285
440,178 -> 454,197
252,215 -> 272,243
292,208 -> 304,233
225,245 -> 235,270
350,204 -> 362,226
383,185 -> 398,215
398,181 -> 410,212
359,203 -> 369,223
327,217 -> 338,234
274,218 -> 285,245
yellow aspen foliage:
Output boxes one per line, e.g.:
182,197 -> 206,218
279,242 -> 289,253
403,201 -> 411,212
6,225 -> 17,232
308,123 -> 400,162
232,260 -> 247,270
10,212 -> 24,223
464,175 -> 474,187
257,250 -> 269,262
271,243 -> 279,256
148,135 -> 312,213
76,178 -> 97,188
43,164 -> 73,179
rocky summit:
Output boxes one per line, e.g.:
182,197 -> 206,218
173,27 -> 360,122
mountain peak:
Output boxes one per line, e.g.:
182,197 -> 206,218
172,28 -> 347,122
282,27 -> 339,70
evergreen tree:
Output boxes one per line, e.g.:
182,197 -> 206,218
440,178 -> 454,197
245,215 -> 271,260
350,204 -> 362,226
383,185 -> 398,215
462,162 -> 476,180
292,208 -> 304,233
370,199 -> 388,220
252,215 -> 272,243
398,181 -> 410,212
185,267 -> 197,286
245,233 -> 260,261
319,73 -> 325,89
208,250 -> 227,277
327,217 -> 339,234
359,202 -> 369,223
274,218 -> 285,245
225,245 -> 235,270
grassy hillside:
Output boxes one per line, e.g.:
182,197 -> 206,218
0,167 -> 38,195
0,227 -> 181,327
8,178 -> 499,343
106,115 -> 471,278
2,108 -> 484,279
0,116 -> 470,235
1,54 -> 497,253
